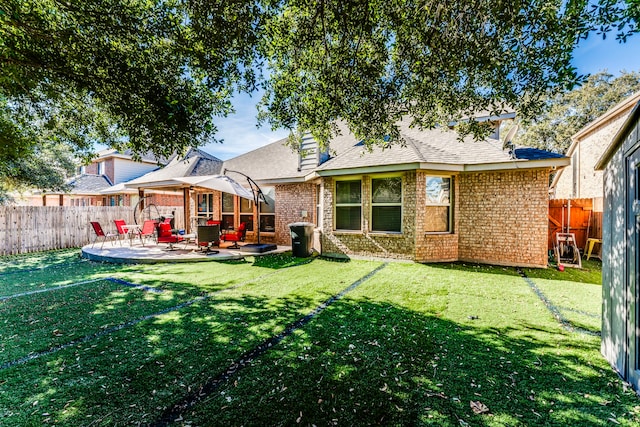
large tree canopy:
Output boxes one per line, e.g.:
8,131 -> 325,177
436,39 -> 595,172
518,71 -> 640,153
1,0 -> 639,194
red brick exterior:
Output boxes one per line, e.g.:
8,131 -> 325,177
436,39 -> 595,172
275,168 -> 552,267
274,183 -> 317,245
457,169 -> 550,268
320,173 -> 416,260
104,159 -> 115,184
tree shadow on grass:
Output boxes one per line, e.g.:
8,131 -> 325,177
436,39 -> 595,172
181,297 -> 639,427
1,277 -> 636,427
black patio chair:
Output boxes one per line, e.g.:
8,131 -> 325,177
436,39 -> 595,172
197,224 -> 220,254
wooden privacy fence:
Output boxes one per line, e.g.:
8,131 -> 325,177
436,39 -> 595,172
548,198 -> 602,251
0,205 -> 184,256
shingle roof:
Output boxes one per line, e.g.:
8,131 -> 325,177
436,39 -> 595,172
222,118 -> 568,182
221,129 -> 355,182
126,148 -> 224,186
316,120 -> 566,172
67,174 -> 113,194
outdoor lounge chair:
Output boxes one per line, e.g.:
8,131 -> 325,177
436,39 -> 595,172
156,222 -> 185,250
197,224 -> 220,254
220,222 -> 246,249
138,219 -> 158,246
114,219 -> 127,246
90,221 -> 118,249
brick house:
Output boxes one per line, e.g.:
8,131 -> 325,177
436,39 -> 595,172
21,148 -> 171,207
551,92 -> 640,200
223,116 -> 569,267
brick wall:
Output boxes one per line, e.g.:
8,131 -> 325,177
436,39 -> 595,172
320,173 -> 416,260
85,163 -> 98,174
104,159 -> 115,183
458,169 -> 550,268
275,183 -> 317,245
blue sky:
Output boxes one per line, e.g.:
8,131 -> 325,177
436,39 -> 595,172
205,33 -> 640,160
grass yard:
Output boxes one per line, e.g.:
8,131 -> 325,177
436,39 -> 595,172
0,251 -> 638,426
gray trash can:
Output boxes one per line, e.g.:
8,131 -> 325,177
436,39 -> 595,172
288,222 -> 315,257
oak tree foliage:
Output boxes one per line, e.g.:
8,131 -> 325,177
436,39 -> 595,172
0,0 -> 638,194
518,71 -> 640,153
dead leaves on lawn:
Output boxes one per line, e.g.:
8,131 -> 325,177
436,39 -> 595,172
470,400 -> 490,415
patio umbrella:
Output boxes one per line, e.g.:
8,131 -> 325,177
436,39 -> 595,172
174,175 -> 254,200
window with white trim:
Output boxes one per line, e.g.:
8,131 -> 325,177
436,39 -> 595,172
259,187 -> 275,232
197,193 -> 214,218
425,176 -> 453,233
371,177 -> 402,232
335,180 -> 361,230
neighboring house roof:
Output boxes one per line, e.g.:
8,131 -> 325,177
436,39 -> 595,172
596,98 -> 640,170
125,148 -> 224,188
569,92 -> 640,155
223,119 -> 568,184
550,91 -> 640,190
96,148 -> 168,165
65,174 -> 113,195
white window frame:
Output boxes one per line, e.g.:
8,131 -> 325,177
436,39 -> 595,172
334,179 -> 362,231
259,187 -> 275,233
370,175 -> 403,233
425,175 -> 453,233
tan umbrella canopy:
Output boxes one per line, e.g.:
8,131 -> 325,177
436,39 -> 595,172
173,175 -> 254,200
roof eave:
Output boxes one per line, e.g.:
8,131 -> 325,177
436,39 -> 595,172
124,179 -> 186,189
573,92 -> 640,142
316,163 -> 422,176
463,157 -> 570,172
595,100 -> 640,170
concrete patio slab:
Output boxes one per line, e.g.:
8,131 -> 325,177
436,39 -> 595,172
81,241 -> 291,264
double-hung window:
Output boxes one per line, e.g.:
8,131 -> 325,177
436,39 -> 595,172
335,180 -> 362,230
240,198 -> 254,231
259,187 -> 275,232
425,176 -> 453,232
371,177 -> 402,232
221,193 -> 235,230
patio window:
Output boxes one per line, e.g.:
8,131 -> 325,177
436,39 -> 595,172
240,197 -> 254,231
197,194 -> 214,218
371,177 -> 402,232
335,180 -> 361,231
221,192 -> 235,230
109,195 -> 123,206
425,176 -> 453,233
259,188 -> 275,232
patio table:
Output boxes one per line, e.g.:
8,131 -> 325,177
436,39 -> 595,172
121,224 -> 142,246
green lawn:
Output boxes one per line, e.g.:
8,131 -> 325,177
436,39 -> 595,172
0,250 -> 637,426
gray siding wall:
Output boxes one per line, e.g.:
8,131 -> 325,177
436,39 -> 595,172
602,146 -> 626,374
602,116 -> 640,389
